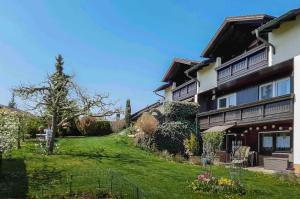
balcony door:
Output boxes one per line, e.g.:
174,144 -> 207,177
225,134 -> 243,153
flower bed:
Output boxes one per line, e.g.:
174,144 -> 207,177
189,172 -> 246,195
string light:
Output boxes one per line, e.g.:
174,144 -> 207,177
263,126 -> 267,130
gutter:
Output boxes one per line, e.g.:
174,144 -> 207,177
254,29 -> 276,54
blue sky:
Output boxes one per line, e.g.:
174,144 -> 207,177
0,1 -> 299,113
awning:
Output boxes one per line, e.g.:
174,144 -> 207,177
203,124 -> 234,133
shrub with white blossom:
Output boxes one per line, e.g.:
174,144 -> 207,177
0,109 -> 20,156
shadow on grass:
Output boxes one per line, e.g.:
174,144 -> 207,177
0,158 -> 28,198
28,164 -> 65,196
56,148 -> 148,167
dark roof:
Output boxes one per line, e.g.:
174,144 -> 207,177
162,58 -> 201,82
255,8 -> 300,34
153,82 -> 172,92
131,101 -> 162,121
201,14 -> 274,58
185,59 -> 215,75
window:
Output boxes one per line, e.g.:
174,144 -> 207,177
218,93 -> 236,109
260,134 -> 274,155
259,77 -> 290,100
218,98 -> 227,109
228,94 -> 236,107
262,136 -> 273,149
276,78 -> 290,96
260,132 -> 291,154
260,83 -> 273,100
276,133 -> 290,151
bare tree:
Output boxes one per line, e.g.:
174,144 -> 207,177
14,55 -> 120,153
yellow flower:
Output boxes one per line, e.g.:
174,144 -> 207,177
218,177 -> 233,186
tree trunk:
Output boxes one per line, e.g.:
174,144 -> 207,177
48,112 -> 57,154
17,118 -> 21,149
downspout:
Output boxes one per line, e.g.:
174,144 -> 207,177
154,91 -> 165,101
254,29 -> 276,54
185,68 -> 201,150
185,70 -> 200,85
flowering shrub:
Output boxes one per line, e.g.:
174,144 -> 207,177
190,172 -> 246,195
0,109 -> 20,155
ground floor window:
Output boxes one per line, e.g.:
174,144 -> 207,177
276,133 -> 291,151
259,132 -> 292,155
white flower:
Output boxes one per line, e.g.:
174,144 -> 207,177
0,109 -> 20,154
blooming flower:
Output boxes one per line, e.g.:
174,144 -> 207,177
0,109 -> 19,155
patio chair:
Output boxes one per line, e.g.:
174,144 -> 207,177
231,146 -> 250,167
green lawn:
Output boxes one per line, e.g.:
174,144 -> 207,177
1,134 -> 300,199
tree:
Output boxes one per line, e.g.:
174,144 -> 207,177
7,93 -> 24,149
125,99 -> 131,127
14,54 -> 119,154
8,93 -> 17,109
202,131 -> 224,164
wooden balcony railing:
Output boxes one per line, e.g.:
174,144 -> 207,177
216,44 -> 269,86
172,79 -> 197,101
198,95 -> 294,129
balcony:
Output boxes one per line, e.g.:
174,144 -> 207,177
198,95 -> 293,129
172,79 -> 197,101
217,44 -> 269,86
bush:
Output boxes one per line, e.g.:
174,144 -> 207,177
164,101 -> 199,121
135,112 -> 159,135
153,121 -> 192,154
110,120 -> 126,133
22,116 -> 45,138
59,119 -> 82,136
184,133 -> 200,155
134,132 -> 153,150
77,117 -> 112,136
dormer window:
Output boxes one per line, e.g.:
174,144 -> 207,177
217,93 -> 236,109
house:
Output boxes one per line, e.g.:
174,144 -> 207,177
156,8 -> 300,173
131,101 -> 163,122
154,58 -> 201,102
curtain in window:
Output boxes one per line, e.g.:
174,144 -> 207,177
276,135 -> 290,149
263,136 -> 273,148
260,84 -> 273,99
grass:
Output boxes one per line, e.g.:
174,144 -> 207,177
1,134 -> 300,198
